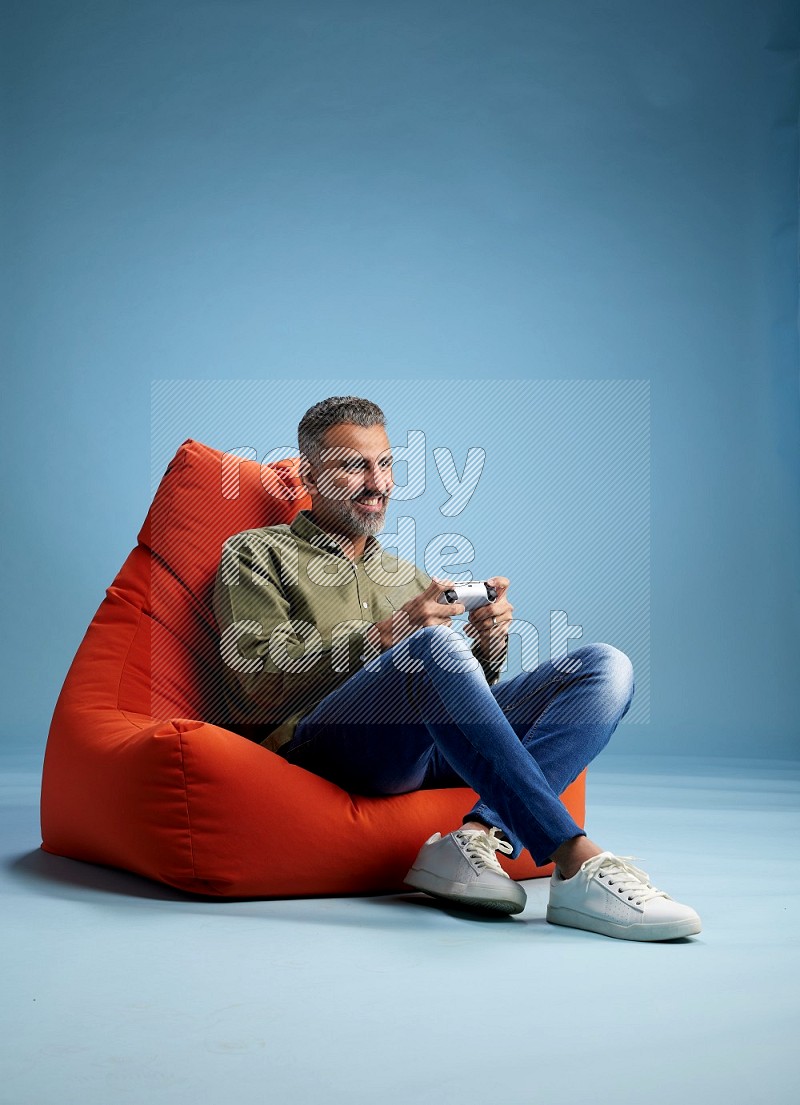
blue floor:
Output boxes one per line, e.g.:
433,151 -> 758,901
2,749 -> 798,1105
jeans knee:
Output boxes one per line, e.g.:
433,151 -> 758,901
411,623 -> 479,674
572,642 -> 635,708
414,623 -> 459,643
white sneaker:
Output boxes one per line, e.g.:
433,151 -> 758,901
546,851 -> 702,941
404,828 -> 527,915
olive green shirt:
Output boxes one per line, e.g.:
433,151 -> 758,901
212,509 -> 505,753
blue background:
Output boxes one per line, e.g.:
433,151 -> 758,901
3,0 -> 799,758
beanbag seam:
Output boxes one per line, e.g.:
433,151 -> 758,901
175,726 -> 198,879
114,606 -> 145,712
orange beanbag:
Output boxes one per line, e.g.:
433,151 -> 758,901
40,438 -> 585,897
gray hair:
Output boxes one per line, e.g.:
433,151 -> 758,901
298,396 -> 386,467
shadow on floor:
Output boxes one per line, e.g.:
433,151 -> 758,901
7,847 -> 533,927
9,848 -> 200,902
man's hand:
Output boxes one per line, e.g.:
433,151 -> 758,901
367,578 -> 465,653
463,576 -> 513,664
400,577 -> 466,629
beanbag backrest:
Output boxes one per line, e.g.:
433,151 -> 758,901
138,440 -> 310,720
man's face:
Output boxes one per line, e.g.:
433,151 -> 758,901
302,422 -> 394,538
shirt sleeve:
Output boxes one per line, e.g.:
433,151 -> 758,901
212,536 -> 375,727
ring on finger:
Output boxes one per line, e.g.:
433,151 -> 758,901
491,615 -> 497,628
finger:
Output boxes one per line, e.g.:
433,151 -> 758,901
472,610 -> 512,633
474,597 -> 512,620
430,599 -> 464,619
427,576 -> 458,597
471,604 -> 501,625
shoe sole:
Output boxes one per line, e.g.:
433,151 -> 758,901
404,866 -> 526,915
546,905 -> 702,941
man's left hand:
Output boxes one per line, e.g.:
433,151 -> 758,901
463,576 -> 513,663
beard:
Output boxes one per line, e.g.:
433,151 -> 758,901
322,492 -> 389,538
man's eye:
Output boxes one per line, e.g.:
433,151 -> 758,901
380,458 -> 392,467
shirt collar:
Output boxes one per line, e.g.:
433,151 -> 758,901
290,509 -> 382,562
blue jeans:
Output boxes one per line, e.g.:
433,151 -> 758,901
278,626 -> 635,866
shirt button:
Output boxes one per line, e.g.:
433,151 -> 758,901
362,601 -> 369,608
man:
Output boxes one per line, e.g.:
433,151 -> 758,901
213,396 -> 701,941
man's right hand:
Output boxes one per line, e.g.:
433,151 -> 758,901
399,577 -> 466,629
367,578 -> 465,654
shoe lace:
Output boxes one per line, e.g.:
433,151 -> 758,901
456,828 -> 513,876
581,853 -> 671,906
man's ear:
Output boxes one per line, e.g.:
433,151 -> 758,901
298,453 -> 317,497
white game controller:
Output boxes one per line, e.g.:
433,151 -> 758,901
436,581 -> 498,611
